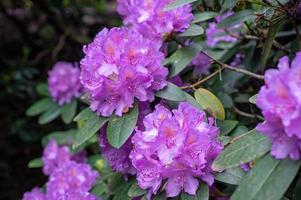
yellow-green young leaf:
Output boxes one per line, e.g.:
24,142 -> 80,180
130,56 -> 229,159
128,182 -> 147,197
107,104 -> 139,148
212,129 -> 271,171
38,103 -> 61,125
164,0 -> 197,11
181,183 -> 209,200
61,100 -> 77,124
231,155 -> 301,200
73,110 -> 108,149
194,88 -> 225,120
28,157 -> 43,168
26,98 -> 53,116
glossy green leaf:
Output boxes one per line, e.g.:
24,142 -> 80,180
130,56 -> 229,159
38,103 -> 61,124
42,129 -> 76,146
36,83 -> 49,96
181,183 -> 209,200
128,182 -> 147,197
218,10 -> 255,29
26,98 -> 53,116
261,21 -> 281,69
219,0 -> 237,10
156,82 -> 186,101
73,110 -> 108,149
193,12 -> 218,23
74,107 -> 92,122
91,183 -> 107,197
179,24 -> 204,37
194,88 -> 225,120
231,155 -> 301,200
215,167 -> 245,185
212,129 -> 271,171
217,120 -> 239,135
164,0 -> 197,11
61,100 -> 77,124
107,104 -> 139,148
184,92 -> 203,110
166,43 -> 203,77
28,157 -> 43,168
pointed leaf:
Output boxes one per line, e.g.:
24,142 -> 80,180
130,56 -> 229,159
249,94 -> 258,104
231,155 -> 301,200
217,120 -> 239,135
38,103 -> 61,124
212,129 -> 271,171
193,12 -> 218,23
28,157 -> 43,168
26,98 -> 53,116
218,9 -> 255,29
164,0 -> 197,11
194,88 -> 225,120
156,82 -> 186,101
73,110 -> 108,149
61,100 -> 77,124
107,104 -> 139,148
179,24 -> 204,37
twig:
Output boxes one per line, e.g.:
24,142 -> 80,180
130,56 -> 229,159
180,67 -> 224,89
233,106 -> 264,121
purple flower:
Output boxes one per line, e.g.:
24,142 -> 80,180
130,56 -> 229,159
22,187 -> 45,200
256,52 -> 301,160
80,27 -> 168,117
130,103 -> 223,197
48,62 -> 82,105
46,161 -> 98,199
43,140 -> 71,175
206,12 -> 241,47
99,102 -> 151,175
117,0 -> 193,40
229,53 -> 244,66
191,53 -> 211,76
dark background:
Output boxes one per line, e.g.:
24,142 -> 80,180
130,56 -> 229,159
0,0 -> 120,199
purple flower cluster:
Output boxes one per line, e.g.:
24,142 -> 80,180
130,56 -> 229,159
256,52 -> 301,160
206,12 -> 241,47
117,0 -> 193,40
80,27 -> 168,117
130,102 -> 223,197
48,62 -> 82,105
23,140 -> 99,200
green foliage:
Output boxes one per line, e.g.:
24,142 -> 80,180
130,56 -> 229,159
156,82 -> 187,101
164,0 -> 197,11
107,104 -> 139,148
61,100 -> 77,124
181,183 -> 209,200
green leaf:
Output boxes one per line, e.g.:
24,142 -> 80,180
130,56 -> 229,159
156,82 -> 186,101
73,110 -> 108,149
26,98 -> 53,116
212,129 -> 271,171
194,88 -> 225,120
36,83 -> 49,96
217,120 -> 239,135
181,183 -> 209,200
193,12 -> 218,23
184,92 -> 203,110
42,129 -> 76,146
215,167 -> 245,185
28,157 -> 43,168
91,183 -> 107,197
113,179 -> 134,200
61,100 -> 77,124
249,94 -> 258,104
261,21 -> 281,69
74,108 -> 92,122
219,0 -> 237,10
218,10 -> 255,29
128,182 -> 147,197
107,104 -> 139,148
179,24 -> 204,37
231,155 -> 301,200
38,103 -> 61,124
166,43 -> 203,77
164,0 -> 197,11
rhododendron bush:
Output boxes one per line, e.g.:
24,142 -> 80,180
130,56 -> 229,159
22,0 -> 301,200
